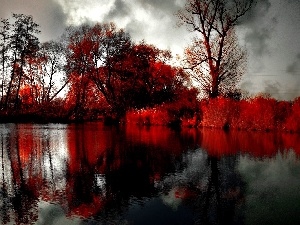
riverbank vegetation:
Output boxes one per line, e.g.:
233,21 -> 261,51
126,96 -> 300,133
1,1 -> 299,133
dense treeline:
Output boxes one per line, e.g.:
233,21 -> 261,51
0,14 -> 196,122
0,13 -> 299,133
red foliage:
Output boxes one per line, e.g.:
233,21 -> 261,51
201,97 -> 237,128
236,96 -> 276,131
198,96 -> 300,132
126,107 -> 171,126
284,97 -> 300,132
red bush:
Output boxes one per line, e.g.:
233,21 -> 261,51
235,96 -> 276,131
200,97 -> 238,129
126,107 -> 171,126
284,97 -> 300,132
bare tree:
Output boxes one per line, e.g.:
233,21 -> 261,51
178,0 -> 253,98
38,41 -> 67,103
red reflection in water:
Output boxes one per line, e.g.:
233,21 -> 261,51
2,123 -> 300,223
181,128 -> 300,158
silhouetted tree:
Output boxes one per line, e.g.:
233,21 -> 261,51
4,14 -> 40,110
0,19 -> 10,107
116,42 -> 188,109
178,0 -> 253,98
38,41 -> 67,103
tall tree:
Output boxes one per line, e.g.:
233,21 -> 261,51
88,23 -> 132,118
66,23 -> 132,120
4,14 -> 40,110
0,19 -> 10,107
178,0 -> 253,98
122,42 -> 183,108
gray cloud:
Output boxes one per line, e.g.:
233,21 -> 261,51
0,0 -> 67,42
138,0 -> 185,13
239,0 -> 272,25
286,53 -> 300,76
1,0 -> 300,100
102,0 -> 191,55
244,27 -> 273,56
239,0 -> 277,56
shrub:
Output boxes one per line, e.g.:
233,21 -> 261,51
200,97 -> 238,129
284,97 -> 300,132
126,107 -> 171,126
234,96 -> 276,131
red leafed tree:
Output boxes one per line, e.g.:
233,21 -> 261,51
119,42 -> 185,108
65,25 -> 100,120
66,23 -> 192,121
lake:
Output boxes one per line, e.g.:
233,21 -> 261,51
0,122 -> 300,225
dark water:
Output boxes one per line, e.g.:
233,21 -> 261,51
0,122 -> 300,225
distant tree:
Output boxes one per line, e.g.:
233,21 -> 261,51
178,0 -> 253,98
65,23 -> 134,120
88,23 -> 132,119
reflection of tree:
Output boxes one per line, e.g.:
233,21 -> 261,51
0,124 -> 67,224
66,124 -> 105,218
65,123 -> 190,220
191,155 -> 245,225
0,133 -> 10,224
202,156 -> 221,224
0,124 -> 39,224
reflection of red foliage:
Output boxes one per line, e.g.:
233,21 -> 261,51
67,123 -> 112,174
189,128 -> 300,158
18,125 -> 35,164
125,125 -> 186,156
5,122 -> 300,222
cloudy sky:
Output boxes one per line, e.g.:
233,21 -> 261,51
1,0 -> 300,100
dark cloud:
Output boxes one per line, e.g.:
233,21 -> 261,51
239,0 -> 272,26
104,0 -> 131,21
238,0 -> 277,56
102,0 -> 190,55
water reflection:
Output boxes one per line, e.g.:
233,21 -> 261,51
0,123 -> 299,224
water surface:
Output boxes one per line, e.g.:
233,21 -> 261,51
0,122 -> 300,225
